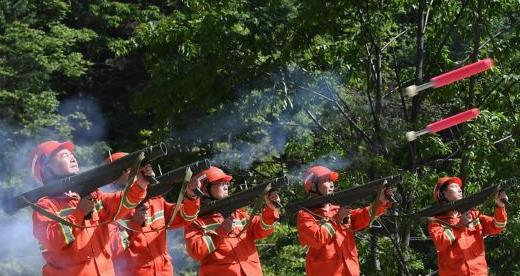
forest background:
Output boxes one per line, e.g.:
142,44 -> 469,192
0,0 -> 519,275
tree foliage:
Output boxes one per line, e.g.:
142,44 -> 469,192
0,0 -> 519,275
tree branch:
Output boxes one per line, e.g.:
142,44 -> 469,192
381,29 -> 409,52
429,0 -> 470,65
391,47 -> 409,121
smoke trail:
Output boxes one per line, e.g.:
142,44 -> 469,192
0,96 -> 109,274
59,95 -> 108,145
213,123 -> 289,170
0,125 -> 50,275
0,214 -> 43,274
168,228 -> 198,274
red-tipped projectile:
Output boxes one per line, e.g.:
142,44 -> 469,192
406,108 -> 480,141
406,59 -> 494,97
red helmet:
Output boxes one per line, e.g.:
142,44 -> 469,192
433,176 -> 463,202
304,166 -> 339,193
193,166 -> 233,192
30,140 -> 75,184
104,152 -> 128,164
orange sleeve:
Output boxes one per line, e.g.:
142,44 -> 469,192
428,221 -> 460,252
32,198 -> 84,251
249,207 -> 279,240
184,220 -> 216,261
480,207 -> 507,236
164,197 -> 200,229
350,201 -> 391,231
98,182 -> 146,221
297,210 -> 336,249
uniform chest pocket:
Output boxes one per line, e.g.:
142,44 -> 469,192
148,210 -> 166,230
60,230 -> 95,263
215,237 -> 233,253
211,238 -> 235,262
308,244 -> 337,259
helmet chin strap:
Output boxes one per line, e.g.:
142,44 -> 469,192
438,184 -> 452,202
206,183 -> 218,200
311,181 -> 325,197
309,175 -> 323,196
41,163 -> 62,185
42,172 -> 77,186
439,191 -> 448,202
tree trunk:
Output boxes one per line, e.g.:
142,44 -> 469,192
460,0 -> 484,183
401,0 -> 427,268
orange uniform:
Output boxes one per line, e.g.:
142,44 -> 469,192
428,207 -> 507,276
185,207 -> 279,276
32,182 -> 146,276
111,196 -> 200,276
297,202 -> 390,276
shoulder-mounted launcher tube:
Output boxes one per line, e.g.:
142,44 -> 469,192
286,175 -> 402,214
199,176 -> 289,218
143,159 -> 211,202
413,178 -> 517,220
2,143 -> 168,215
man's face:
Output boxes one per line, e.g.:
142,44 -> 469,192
317,180 -> 335,196
47,149 -> 79,175
209,180 -> 230,200
443,183 -> 463,201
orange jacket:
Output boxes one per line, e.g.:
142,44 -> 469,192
428,207 -> 507,276
297,202 -> 390,276
32,182 -> 146,276
110,196 -> 200,276
185,207 -> 279,276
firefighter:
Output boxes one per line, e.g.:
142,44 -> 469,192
30,140 -> 154,275
297,165 -> 393,276
106,152 -> 201,276
184,166 -> 280,276
428,176 -> 507,276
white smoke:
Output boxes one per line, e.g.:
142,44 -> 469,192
0,213 -> 43,275
59,95 -> 108,144
213,124 -> 289,170
168,228 -> 198,274
0,96 -> 109,275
